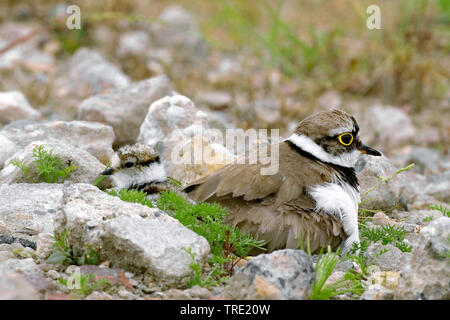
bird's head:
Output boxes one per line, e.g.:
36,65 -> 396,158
101,143 -> 167,189
287,109 -> 381,168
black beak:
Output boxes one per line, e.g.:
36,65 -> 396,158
101,168 -> 114,175
360,144 -> 382,156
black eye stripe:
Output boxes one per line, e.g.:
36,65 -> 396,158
140,156 -> 160,166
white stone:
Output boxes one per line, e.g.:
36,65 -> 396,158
138,94 -> 234,182
0,91 -> 40,125
1,121 -> 115,164
364,105 -> 415,147
0,134 -> 16,169
117,31 -> 151,57
55,183 -> 210,288
0,272 -> 38,299
59,47 -> 130,99
0,183 -> 63,235
78,75 -> 172,146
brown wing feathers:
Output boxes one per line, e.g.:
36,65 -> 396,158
183,141 -> 346,254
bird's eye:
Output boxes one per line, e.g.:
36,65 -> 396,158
124,161 -> 135,168
338,133 -> 354,146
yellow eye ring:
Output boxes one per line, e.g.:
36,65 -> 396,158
338,133 -> 354,146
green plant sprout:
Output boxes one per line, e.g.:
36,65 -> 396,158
46,230 -> 100,266
429,204 -> 449,217
10,145 -> 77,183
309,247 -> 364,300
59,273 -> 109,297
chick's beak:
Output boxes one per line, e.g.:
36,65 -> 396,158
360,144 -> 382,156
101,167 -> 115,175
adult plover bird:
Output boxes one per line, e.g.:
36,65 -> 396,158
101,143 -> 172,195
184,109 -> 381,254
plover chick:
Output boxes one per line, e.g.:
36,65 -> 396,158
101,143 -> 173,196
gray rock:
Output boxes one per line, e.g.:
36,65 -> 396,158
138,94 -> 208,150
85,291 -> 114,300
421,217 -> 450,258
1,119 -> 38,130
0,272 -> 39,299
1,121 -> 115,164
400,147 -> 443,174
151,5 -> 206,55
222,249 -> 314,300
91,25 -> 115,52
78,75 -> 172,146
45,270 -> 61,280
0,140 -> 106,185
318,91 -> 342,110
138,94 -> 234,183
57,47 -> 130,99
116,31 -> 151,58
102,215 -> 210,289
0,134 -> 16,169
372,212 -> 396,226
207,57 -> 243,84
364,243 -> 411,271
357,155 -> 407,212
253,99 -> 281,125
0,23 -> 54,72
360,284 -> 394,300
0,258 -> 53,294
196,91 -> 232,110
0,183 -> 63,235
0,258 -> 42,276
0,91 -> 40,125
397,172 -> 436,209
363,105 -> 415,148
397,223 -> 418,233
423,171 -> 450,203
334,259 -> 354,272
36,232 -> 54,260
391,210 -> 444,225
396,217 -> 450,299
0,251 -> 15,263
55,182 -> 210,289
0,243 -> 23,253
164,285 -> 212,300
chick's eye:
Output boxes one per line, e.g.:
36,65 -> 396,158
124,162 -> 135,168
338,133 -> 354,146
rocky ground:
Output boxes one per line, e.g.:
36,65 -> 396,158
0,1 -> 449,300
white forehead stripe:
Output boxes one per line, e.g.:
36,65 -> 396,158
286,133 -> 360,168
328,126 -> 355,137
